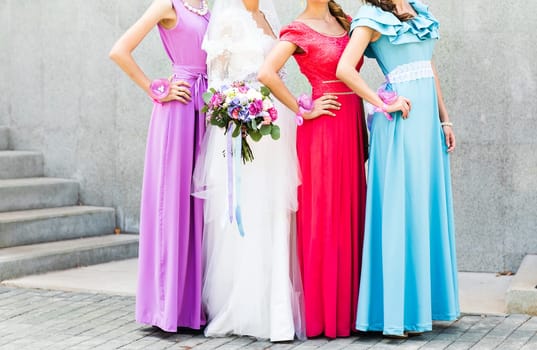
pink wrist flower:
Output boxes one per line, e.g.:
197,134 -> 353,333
149,78 -> 171,103
296,94 -> 313,126
374,84 -> 398,121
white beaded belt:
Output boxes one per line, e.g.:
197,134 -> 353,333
386,60 -> 434,84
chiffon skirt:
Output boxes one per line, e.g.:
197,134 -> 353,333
193,100 -> 305,341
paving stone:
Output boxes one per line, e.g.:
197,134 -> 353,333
0,287 -> 536,349
191,337 -> 237,349
343,344 -> 375,350
417,340 -> 452,349
443,342 -> 475,350
270,342 -> 301,350
216,337 -> 258,349
317,338 -> 357,350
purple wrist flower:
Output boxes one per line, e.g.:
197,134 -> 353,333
149,78 -> 171,102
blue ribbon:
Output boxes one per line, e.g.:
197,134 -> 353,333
226,124 -> 246,237
234,133 -> 246,237
226,124 -> 234,224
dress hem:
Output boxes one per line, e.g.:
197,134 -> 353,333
356,313 -> 460,335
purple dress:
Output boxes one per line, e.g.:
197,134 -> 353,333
135,0 -> 209,332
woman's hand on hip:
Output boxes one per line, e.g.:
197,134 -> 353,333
160,80 -> 192,104
303,95 -> 341,120
386,96 -> 412,119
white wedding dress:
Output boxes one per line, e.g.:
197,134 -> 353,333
193,0 -> 304,342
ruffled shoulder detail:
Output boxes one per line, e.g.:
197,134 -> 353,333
350,0 -> 439,45
350,5 -> 400,38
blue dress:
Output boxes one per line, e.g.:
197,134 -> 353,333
351,0 -> 459,336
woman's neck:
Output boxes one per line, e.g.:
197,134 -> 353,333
303,2 -> 331,20
392,0 -> 407,13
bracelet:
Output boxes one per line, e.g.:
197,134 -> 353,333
441,121 -> 453,127
149,78 -> 171,104
296,94 -> 313,126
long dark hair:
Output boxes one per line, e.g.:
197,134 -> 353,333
328,0 -> 351,32
363,0 -> 414,21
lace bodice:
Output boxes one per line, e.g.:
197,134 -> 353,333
280,21 -> 363,99
203,7 -> 279,87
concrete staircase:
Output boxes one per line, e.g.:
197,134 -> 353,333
506,255 -> 537,316
0,126 -> 138,281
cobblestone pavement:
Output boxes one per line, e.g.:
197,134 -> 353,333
1,287 -> 537,350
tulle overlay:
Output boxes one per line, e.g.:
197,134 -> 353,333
135,0 -> 209,332
193,0 -> 305,341
351,0 -> 459,336
280,22 -> 367,338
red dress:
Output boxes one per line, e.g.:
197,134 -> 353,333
280,21 -> 367,338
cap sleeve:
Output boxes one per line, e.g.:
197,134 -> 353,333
280,22 -> 309,54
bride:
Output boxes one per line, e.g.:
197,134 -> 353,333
193,0 -> 305,342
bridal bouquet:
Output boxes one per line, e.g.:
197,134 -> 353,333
202,81 -> 280,163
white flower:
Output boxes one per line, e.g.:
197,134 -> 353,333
239,94 -> 249,105
263,99 -> 273,111
247,89 -> 263,101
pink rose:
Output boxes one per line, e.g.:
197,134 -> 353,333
248,99 -> 264,116
262,116 -> 272,125
268,107 -> 278,121
209,93 -> 223,108
232,108 -> 240,119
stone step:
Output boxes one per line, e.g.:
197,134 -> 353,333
0,206 -> 115,249
0,126 -> 8,150
0,177 -> 79,212
0,234 -> 139,281
0,150 -> 44,179
506,254 -> 537,316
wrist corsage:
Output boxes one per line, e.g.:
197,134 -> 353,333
373,85 -> 398,121
365,83 -> 398,130
149,78 -> 171,104
296,94 -> 313,126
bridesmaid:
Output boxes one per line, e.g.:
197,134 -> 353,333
337,0 -> 459,338
259,0 -> 367,339
109,0 -> 209,331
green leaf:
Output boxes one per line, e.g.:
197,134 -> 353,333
202,91 -> 213,104
260,124 -> 272,136
260,86 -> 271,96
251,118 -> 257,130
232,125 -> 241,138
271,125 -> 281,140
249,130 -> 262,142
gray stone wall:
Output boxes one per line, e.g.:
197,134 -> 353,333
0,0 -> 535,272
